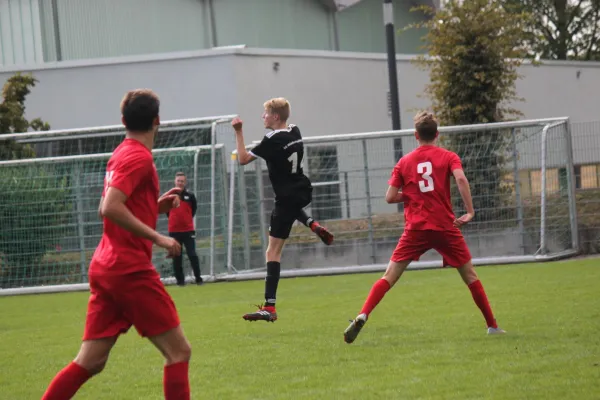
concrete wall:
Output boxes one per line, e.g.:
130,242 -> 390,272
2,48 -> 599,135
0,49 -> 239,130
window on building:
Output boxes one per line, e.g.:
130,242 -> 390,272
529,168 -> 559,196
307,146 -> 342,221
580,165 -> 599,189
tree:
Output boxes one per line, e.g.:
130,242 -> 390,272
0,73 -> 50,160
504,0 -> 600,60
0,73 -> 70,288
409,0 -> 531,223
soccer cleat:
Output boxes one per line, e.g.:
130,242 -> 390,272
344,313 -> 368,344
243,305 -> 277,322
196,277 -> 204,285
311,222 -> 334,246
487,327 -> 506,335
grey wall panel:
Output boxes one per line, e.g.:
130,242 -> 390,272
212,0 -> 332,50
336,0 -> 429,54
50,0 -> 207,61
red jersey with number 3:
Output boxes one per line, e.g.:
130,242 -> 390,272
90,139 -> 159,275
388,145 -> 462,231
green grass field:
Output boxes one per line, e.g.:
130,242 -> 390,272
1,259 -> 599,400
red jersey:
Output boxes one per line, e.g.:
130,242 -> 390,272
167,189 -> 196,233
389,145 -> 463,231
90,139 -> 159,275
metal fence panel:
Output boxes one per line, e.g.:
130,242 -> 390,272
227,118 -> 578,274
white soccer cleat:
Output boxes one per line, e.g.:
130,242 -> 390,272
487,327 -> 506,335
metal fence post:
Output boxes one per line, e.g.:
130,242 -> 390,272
539,124 -> 549,255
361,139 -> 376,263
209,122 -> 218,278
74,159 -> 87,283
564,120 -> 579,252
193,149 -> 200,233
255,160 -> 268,263
237,162 -> 251,270
511,128 -> 525,254
344,171 -> 350,219
227,154 -> 237,274
219,146 -> 230,275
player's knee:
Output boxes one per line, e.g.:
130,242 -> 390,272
458,261 -> 478,285
265,248 -> 281,262
74,354 -> 108,376
165,338 -> 192,364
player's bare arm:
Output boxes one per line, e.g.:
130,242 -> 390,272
231,117 -> 257,165
97,197 -> 104,219
158,187 -> 181,214
452,168 -> 475,227
102,186 -> 181,257
385,185 -> 405,204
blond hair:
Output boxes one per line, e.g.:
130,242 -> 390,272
413,111 -> 438,142
263,97 -> 291,122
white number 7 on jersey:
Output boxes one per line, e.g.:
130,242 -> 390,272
417,161 -> 434,192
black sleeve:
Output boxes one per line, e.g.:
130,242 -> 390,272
249,137 -> 276,161
190,193 -> 197,217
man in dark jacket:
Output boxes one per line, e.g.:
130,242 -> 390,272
168,172 -> 203,285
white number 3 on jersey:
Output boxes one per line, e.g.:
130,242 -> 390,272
417,161 -> 434,193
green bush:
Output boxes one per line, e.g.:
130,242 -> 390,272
0,165 -> 72,286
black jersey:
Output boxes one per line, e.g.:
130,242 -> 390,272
249,124 -> 312,201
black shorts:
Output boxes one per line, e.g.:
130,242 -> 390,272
269,191 -> 312,240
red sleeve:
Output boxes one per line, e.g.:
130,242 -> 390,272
104,151 -> 153,198
388,160 -> 404,188
449,152 -> 463,172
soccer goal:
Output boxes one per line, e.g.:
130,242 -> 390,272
226,117 -> 578,280
0,144 -> 230,295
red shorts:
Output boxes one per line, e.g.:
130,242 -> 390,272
83,268 -> 180,341
391,229 -> 472,268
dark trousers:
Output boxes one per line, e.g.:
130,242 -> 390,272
169,231 -> 202,284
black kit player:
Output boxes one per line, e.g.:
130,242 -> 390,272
232,97 -> 334,322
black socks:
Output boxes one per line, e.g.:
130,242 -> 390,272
264,261 -> 281,307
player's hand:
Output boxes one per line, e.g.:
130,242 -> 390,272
231,117 -> 243,133
453,212 -> 474,228
154,234 -> 181,258
158,188 -> 181,213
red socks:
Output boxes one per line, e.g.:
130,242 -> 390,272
360,278 -> 391,316
164,361 -> 190,400
41,360 -> 190,400
468,280 -> 498,328
42,362 -> 90,400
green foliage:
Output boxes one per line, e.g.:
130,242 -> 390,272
0,165 -> 73,287
408,0 -> 531,222
410,0 -> 530,124
0,74 -> 69,287
504,0 -> 600,61
0,73 -> 50,160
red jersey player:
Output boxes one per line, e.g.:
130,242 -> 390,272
343,111 -> 506,344
42,90 -> 193,400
